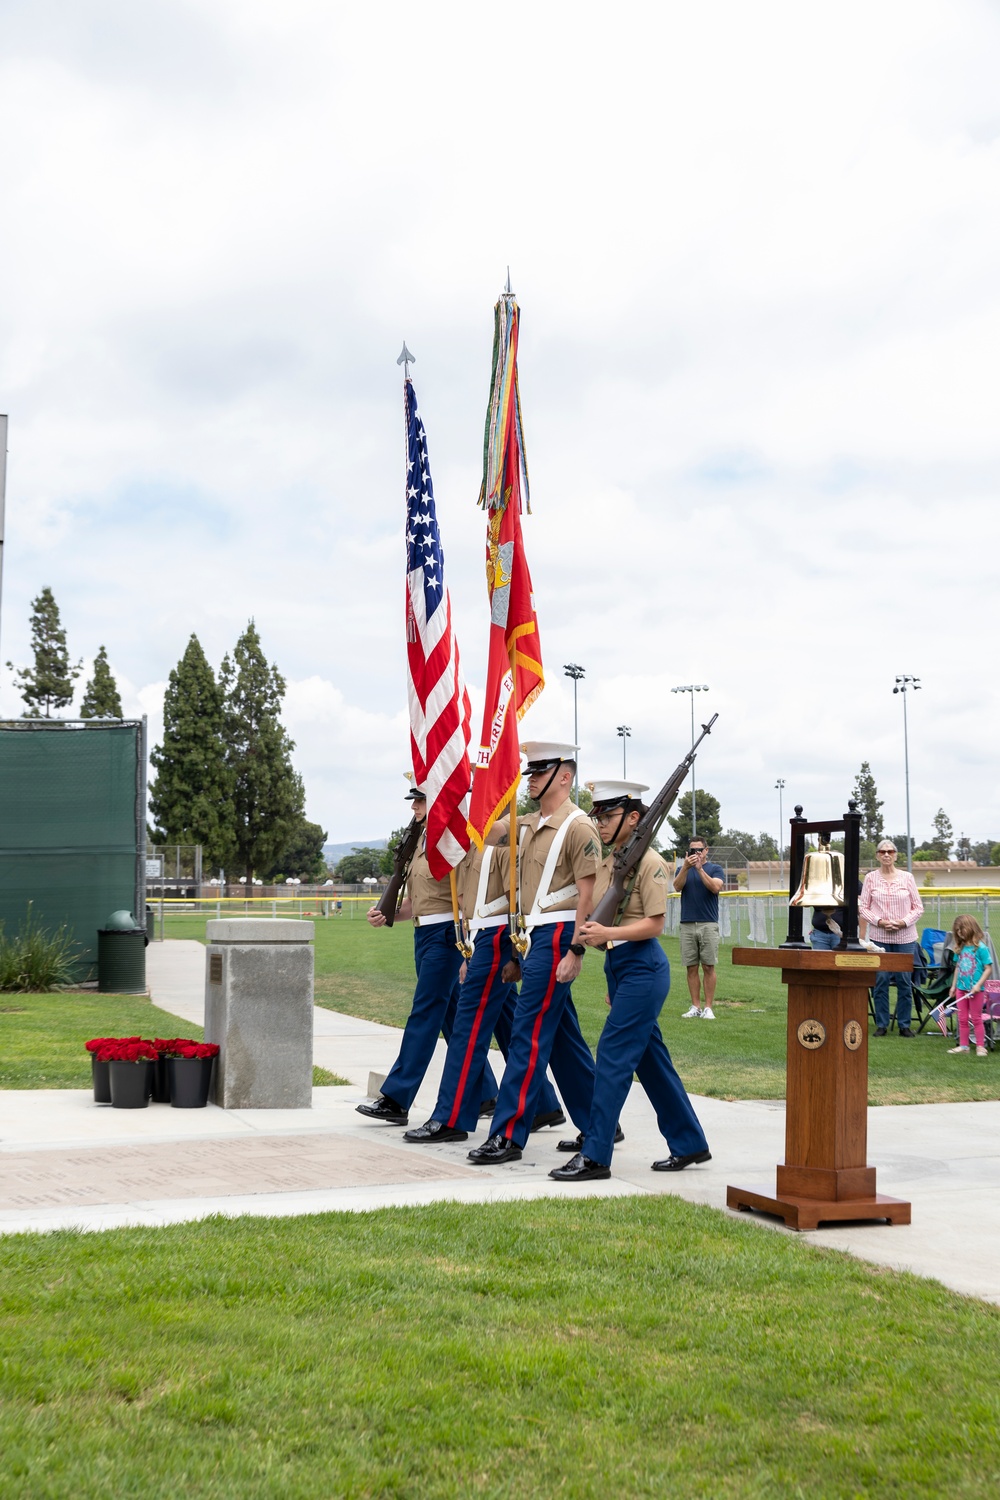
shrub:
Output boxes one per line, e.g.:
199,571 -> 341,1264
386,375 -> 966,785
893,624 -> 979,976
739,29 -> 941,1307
0,904 -> 79,992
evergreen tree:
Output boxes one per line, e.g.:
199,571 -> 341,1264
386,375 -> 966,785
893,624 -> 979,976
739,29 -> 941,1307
6,586 -> 81,718
930,808 -> 954,860
149,634 -> 234,871
79,645 -> 123,719
335,847 -> 387,883
261,817 -> 328,881
722,828 -> 780,860
852,761 -> 884,842
220,620 -> 303,884
667,789 -> 722,849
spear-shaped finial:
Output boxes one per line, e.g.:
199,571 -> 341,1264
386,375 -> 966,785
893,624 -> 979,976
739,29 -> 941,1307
505,266 -> 513,296
397,342 -> 415,379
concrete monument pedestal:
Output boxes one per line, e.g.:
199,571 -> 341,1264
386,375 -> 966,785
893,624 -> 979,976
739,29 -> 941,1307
205,919 -> 314,1109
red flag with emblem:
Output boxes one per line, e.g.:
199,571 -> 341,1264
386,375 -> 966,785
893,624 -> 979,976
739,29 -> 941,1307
467,292 -> 543,848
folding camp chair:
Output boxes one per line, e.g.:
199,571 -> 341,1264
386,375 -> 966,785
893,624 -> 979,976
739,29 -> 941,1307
911,932 -> 956,1035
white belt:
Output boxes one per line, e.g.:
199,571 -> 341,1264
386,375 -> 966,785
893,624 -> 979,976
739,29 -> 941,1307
525,910 -> 575,928
469,915 -> 507,934
538,882 -> 579,911
413,912 -> 453,927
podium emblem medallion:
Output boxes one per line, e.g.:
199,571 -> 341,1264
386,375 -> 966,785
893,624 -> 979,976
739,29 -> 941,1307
796,1019 -> 826,1050
843,1019 -> 863,1051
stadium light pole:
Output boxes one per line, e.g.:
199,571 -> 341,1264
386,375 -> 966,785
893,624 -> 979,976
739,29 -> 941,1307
671,684 -> 709,837
775,778 -> 786,887
616,725 -> 631,777
563,662 -> 585,799
892,675 -> 921,872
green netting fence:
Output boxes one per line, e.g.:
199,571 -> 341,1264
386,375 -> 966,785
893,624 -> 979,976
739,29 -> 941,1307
0,720 -> 146,982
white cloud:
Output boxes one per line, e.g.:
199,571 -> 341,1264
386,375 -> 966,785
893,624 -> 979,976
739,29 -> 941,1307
0,1 -> 998,845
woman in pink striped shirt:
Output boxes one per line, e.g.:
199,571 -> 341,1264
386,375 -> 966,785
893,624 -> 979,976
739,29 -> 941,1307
860,839 -> 924,1037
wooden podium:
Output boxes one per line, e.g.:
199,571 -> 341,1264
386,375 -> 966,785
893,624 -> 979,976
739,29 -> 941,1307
726,948 -> 913,1231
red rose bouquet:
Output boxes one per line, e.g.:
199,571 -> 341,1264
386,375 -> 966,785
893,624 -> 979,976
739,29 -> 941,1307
95,1039 -> 158,1063
154,1038 -> 219,1059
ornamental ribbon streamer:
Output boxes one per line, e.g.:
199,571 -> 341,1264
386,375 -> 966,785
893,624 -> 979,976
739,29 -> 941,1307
468,294 -> 544,849
404,379 -> 473,878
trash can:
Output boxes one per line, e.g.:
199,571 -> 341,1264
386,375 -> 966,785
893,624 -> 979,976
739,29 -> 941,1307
97,910 -> 147,993
145,904 -> 155,943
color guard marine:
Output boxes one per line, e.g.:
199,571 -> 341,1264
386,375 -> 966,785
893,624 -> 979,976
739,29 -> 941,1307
402,820 -> 564,1143
357,780 -> 500,1126
468,743 -> 601,1166
549,779 -> 710,1182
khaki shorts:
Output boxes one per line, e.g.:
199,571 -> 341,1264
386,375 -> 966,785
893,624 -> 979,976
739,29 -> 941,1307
679,922 -> 720,969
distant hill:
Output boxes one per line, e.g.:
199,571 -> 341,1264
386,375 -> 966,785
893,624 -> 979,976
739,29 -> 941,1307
324,839 -> 388,865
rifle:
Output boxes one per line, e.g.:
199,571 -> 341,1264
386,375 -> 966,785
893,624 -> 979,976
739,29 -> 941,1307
590,713 -> 719,932
375,818 -> 422,926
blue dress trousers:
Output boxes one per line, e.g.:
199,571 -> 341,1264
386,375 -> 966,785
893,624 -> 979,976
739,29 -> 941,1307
431,924 -> 560,1131
381,922 -> 499,1111
583,939 -> 708,1168
489,920 -> 596,1149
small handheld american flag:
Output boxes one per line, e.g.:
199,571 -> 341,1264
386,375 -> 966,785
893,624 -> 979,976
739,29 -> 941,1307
404,379 -> 472,878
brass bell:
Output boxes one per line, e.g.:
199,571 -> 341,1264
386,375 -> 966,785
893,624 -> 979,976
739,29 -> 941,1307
790,839 -> 845,909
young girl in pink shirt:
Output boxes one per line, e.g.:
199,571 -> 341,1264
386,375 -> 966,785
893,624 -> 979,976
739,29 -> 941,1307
947,915 -> 993,1057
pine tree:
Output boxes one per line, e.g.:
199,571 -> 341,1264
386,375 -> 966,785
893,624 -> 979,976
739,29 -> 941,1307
666,790 -> 722,849
852,761 -> 884,842
931,808 -> 954,860
149,635 -> 235,871
6,586 -> 81,718
79,645 -> 123,719
220,621 -> 304,884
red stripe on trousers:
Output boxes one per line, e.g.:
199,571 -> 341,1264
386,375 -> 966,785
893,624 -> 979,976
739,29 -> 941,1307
506,923 -> 564,1140
447,927 -> 503,1128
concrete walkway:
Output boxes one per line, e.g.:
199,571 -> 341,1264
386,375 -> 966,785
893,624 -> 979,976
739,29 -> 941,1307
1,939 -> 998,1306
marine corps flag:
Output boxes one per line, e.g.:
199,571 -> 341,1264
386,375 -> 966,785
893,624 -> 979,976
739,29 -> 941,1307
467,290 -> 544,848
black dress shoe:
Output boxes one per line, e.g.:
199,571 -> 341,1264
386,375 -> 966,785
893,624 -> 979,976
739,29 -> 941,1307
356,1095 -> 408,1125
897,1027 -> 914,1038
549,1153 -> 611,1182
403,1120 -> 468,1143
478,1098 -> 497,1118
651,1149 -> 712,1172
467,1132 -> 522,1165
557,1125 -> 624,1153
874,1027 -> 888,1037
530,1109 -> 567,1132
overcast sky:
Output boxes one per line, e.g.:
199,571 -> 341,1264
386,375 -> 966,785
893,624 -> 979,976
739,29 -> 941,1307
1,0 -> 998,852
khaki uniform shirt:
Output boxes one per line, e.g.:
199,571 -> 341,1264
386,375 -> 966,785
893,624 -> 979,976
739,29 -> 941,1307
458,842 -> 509,920
405,833 -> 454,919
593,847 -> 670,926
512,799 -> 602,914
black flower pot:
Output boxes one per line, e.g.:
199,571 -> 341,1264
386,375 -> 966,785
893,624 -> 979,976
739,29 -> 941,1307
167,1056 -> 214,1109
91,1054 -> 112,1104
152,1055 -> 171,1103
108,1060 -> 152,1109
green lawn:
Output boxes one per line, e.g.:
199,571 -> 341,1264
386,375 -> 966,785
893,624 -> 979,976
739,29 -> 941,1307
0,993 -> 346,1089
164,913 -> 1000,1107
3,1198 -> 1000,1498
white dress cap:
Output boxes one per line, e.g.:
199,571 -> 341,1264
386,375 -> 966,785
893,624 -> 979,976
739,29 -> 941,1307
520,741 -> 579,766
587,779 -> 650,803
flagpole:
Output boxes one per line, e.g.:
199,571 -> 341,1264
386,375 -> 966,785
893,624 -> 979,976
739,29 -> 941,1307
507,636 -> 523,956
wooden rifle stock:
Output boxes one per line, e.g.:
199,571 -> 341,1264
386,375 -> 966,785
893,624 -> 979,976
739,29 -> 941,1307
375,817 -> 422,926
590,713 -> 719,929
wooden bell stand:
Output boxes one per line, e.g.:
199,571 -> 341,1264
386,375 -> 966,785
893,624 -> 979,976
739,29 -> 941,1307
726,802 -> 913,1232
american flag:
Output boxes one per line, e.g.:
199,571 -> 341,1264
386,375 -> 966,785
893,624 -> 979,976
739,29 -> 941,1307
404,379 -> 473,878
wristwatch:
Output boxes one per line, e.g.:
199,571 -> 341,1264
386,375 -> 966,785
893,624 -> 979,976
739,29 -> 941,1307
569,942 -> 586,957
